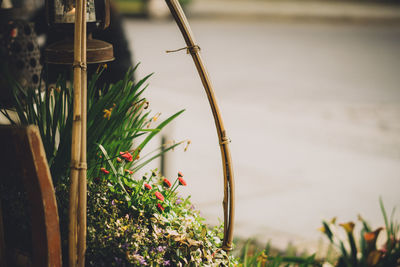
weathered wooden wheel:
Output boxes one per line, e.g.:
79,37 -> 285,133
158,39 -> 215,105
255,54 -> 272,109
0,125 -> 61,267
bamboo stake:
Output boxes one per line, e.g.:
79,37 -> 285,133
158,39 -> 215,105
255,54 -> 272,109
165,0 -> 235,251
77,0 -> 88,265
69,0 -> 84,265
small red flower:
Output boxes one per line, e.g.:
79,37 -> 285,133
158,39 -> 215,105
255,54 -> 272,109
119,151 -> 133,162
100,167 -> 109,174
178,177 -> 187,186
178,171 -> 184,177
144,183 -> 152,190
157,203 -> 164,212
163,178 -> 172,188
364,232 -> 375,242
10,28 -> 18,38
116,157 -> 122,163
125,169 -> 133,175
155,191 -> 164,201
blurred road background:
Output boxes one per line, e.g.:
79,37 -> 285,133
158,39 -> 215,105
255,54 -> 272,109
124,0 -> 400,251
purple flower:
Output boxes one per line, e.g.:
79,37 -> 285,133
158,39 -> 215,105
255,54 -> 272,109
139,258 -> 147,265
157,245 -> 166,252
131,252 -> 147,265
111,200 -> 116,206
175,198 -> 182,205
163,260 -> 171,266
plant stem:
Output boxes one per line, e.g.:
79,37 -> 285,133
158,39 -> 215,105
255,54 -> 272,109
165,177 -> 179,200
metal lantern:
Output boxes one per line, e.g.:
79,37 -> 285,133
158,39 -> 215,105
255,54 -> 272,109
44,0 -> 114,64
53,0 -> 96,24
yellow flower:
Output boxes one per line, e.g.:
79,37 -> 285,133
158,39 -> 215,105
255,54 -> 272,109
318,226 -> 326,233
96,63 -> 108,74
257,251 -> 268,263
103,106 -> 114,120
340,222 -> 355,234
152,112 -> 161,122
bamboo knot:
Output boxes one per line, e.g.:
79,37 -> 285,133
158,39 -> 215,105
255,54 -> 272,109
166,45 -> 201,55
221,244 -> 233,251
73,115 -> 81,122
70,162 -> 87,170
220,136 -> 231,145
72,61 -> 87,70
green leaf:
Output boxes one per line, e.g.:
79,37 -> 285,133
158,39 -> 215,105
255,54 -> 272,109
322,221 -> 334,243
98,144 -> 128,196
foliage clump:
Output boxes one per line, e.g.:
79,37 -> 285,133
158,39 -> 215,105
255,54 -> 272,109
320,198 -> 400,267
1,66 -> 233,266
84,169 -> 232,266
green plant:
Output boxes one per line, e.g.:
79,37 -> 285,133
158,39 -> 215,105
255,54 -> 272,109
0,65 -> 183,183
235,239 -> 321,267
320,198 -> 400,267
0,64 -> 240,266
1,66 -> 199,265
86,145 -> 235,266
85,164 -> 235,266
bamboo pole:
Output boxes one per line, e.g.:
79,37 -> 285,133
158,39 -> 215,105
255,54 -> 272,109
69,0 -> 84,265
77,0 -> 88,265
165,0 -> 235,251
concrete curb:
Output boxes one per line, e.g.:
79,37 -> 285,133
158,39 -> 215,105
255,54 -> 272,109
187,0 -> 400,24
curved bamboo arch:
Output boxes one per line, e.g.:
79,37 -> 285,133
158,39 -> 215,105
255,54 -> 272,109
164,0 -> 235,251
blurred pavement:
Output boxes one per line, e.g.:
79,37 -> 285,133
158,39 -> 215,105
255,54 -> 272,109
125,13 -> 400,252
188,0 -> 400,24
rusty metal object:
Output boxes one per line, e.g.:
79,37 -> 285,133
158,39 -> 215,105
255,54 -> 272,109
0,125 -> 62,267
45,36 -> 114,64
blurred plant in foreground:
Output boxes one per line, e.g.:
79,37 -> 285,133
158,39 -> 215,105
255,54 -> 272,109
320,198 -> 400,267
235,239 -> 321,267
